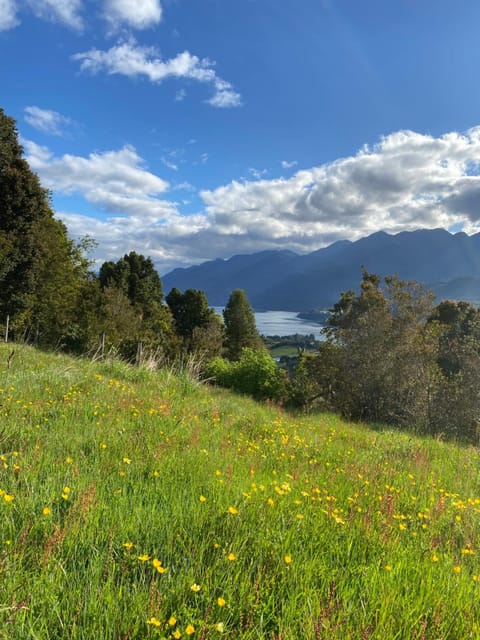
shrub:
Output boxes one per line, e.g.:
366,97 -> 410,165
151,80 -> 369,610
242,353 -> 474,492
205,348 -> 287,401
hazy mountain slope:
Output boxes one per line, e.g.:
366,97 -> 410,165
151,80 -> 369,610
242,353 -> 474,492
162,229 -> 480,310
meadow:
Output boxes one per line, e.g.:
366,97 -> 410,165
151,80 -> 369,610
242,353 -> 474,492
1,344 -> 480,639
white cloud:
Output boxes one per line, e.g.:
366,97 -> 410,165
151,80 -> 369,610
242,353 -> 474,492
161,156 -> 178,171
199,128 -> 480,251
24,106 -> 72,136
23,139 -> 176,220
0,0 -> 18,30
0,0 -> 164,31
175,88 -> 186,102
103,0 -> 162,30
26,0 -> 83,30
72,38 -> 242,108
206,79 -> 242,108
281,160 -> 298,169
248,167 -> 268,180
25,127 -> 480,274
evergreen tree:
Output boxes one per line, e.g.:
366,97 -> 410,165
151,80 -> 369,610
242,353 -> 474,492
166,287 -> 218,351
223,289 -> 264,360
319,270 -> 439,426
99,251 -> 164,320
0,108 -> 89,345
98,251 -> 173,359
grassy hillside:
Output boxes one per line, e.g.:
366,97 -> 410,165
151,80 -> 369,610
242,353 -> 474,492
0,345 -> 479,639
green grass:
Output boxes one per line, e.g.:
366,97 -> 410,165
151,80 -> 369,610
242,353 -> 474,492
1,343 -> 480,639
268,345 -> 298,358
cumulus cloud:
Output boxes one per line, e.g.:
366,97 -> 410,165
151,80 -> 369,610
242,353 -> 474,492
25,127 -> 480,274
23,139 -> 177,221
26,0 -> 83,30
281,160 -> 298,169
201,128 -> 480,244
0,0 -> 18,30
1,0 -> 164,31
103,0 -> 162,30
72,38 -> 242,108
24,106 -> 73,136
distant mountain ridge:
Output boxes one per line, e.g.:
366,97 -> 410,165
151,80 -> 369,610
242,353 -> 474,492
161,229 -> 480,311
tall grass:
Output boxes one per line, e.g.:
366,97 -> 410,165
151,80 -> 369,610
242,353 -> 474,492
0,343 -> 479,639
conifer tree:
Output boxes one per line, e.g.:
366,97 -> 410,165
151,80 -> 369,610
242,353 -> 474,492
0,107 -> 88,344
223,289 -> 264,360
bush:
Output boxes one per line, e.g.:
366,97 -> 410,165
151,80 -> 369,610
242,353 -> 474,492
205,348 -> 287,401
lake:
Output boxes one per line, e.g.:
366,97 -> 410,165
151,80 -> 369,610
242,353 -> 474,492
214,308 -> 324,337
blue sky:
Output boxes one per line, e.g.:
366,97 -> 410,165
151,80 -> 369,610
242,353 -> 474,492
2,0 -> 480,274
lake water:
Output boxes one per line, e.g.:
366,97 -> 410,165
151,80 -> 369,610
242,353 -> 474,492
214,308 -> 324,337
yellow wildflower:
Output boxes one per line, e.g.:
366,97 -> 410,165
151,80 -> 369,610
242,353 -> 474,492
199,495 -> 207,502
138,554 -> 151,562
217,597 -> 226,607
190,583 -> 201,592
185,624 -> 195,635
42,507 -> 51,516
168,616 -> 177,626
228,506 -> 238,515
215,622 -> 225,632
227,552 -> 236,561
284,555 -> 292,564
146,617 -> 161,627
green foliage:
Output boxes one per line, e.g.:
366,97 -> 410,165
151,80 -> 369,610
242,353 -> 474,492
206,347 -> 287,401
166,287 -> 221,355
99,251 -> 164,318
223,289 -> 264,360
98,252 -> 174,360
292,270 -> 480,443
289,343 -> 340,411
0,108 -> 92,346
429,299 -> 480,376
322,270 -> 439,427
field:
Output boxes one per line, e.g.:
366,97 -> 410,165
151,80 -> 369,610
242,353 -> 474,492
1,344 -> 480,639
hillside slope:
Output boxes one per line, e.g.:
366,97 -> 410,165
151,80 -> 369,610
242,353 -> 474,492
1,344 -> 479,639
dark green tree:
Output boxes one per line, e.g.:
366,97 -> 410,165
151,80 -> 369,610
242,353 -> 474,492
223,289 -> 264,361
98,252 -> 173,359
99,251 -> 164,320
427,300 -> 480,441
0,108 -> 90,345
316,270 -> 440,427
165,287 -> 221,351
429,300 -> 480,376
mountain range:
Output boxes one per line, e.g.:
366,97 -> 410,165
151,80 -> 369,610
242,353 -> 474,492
161,229 -> 480,311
